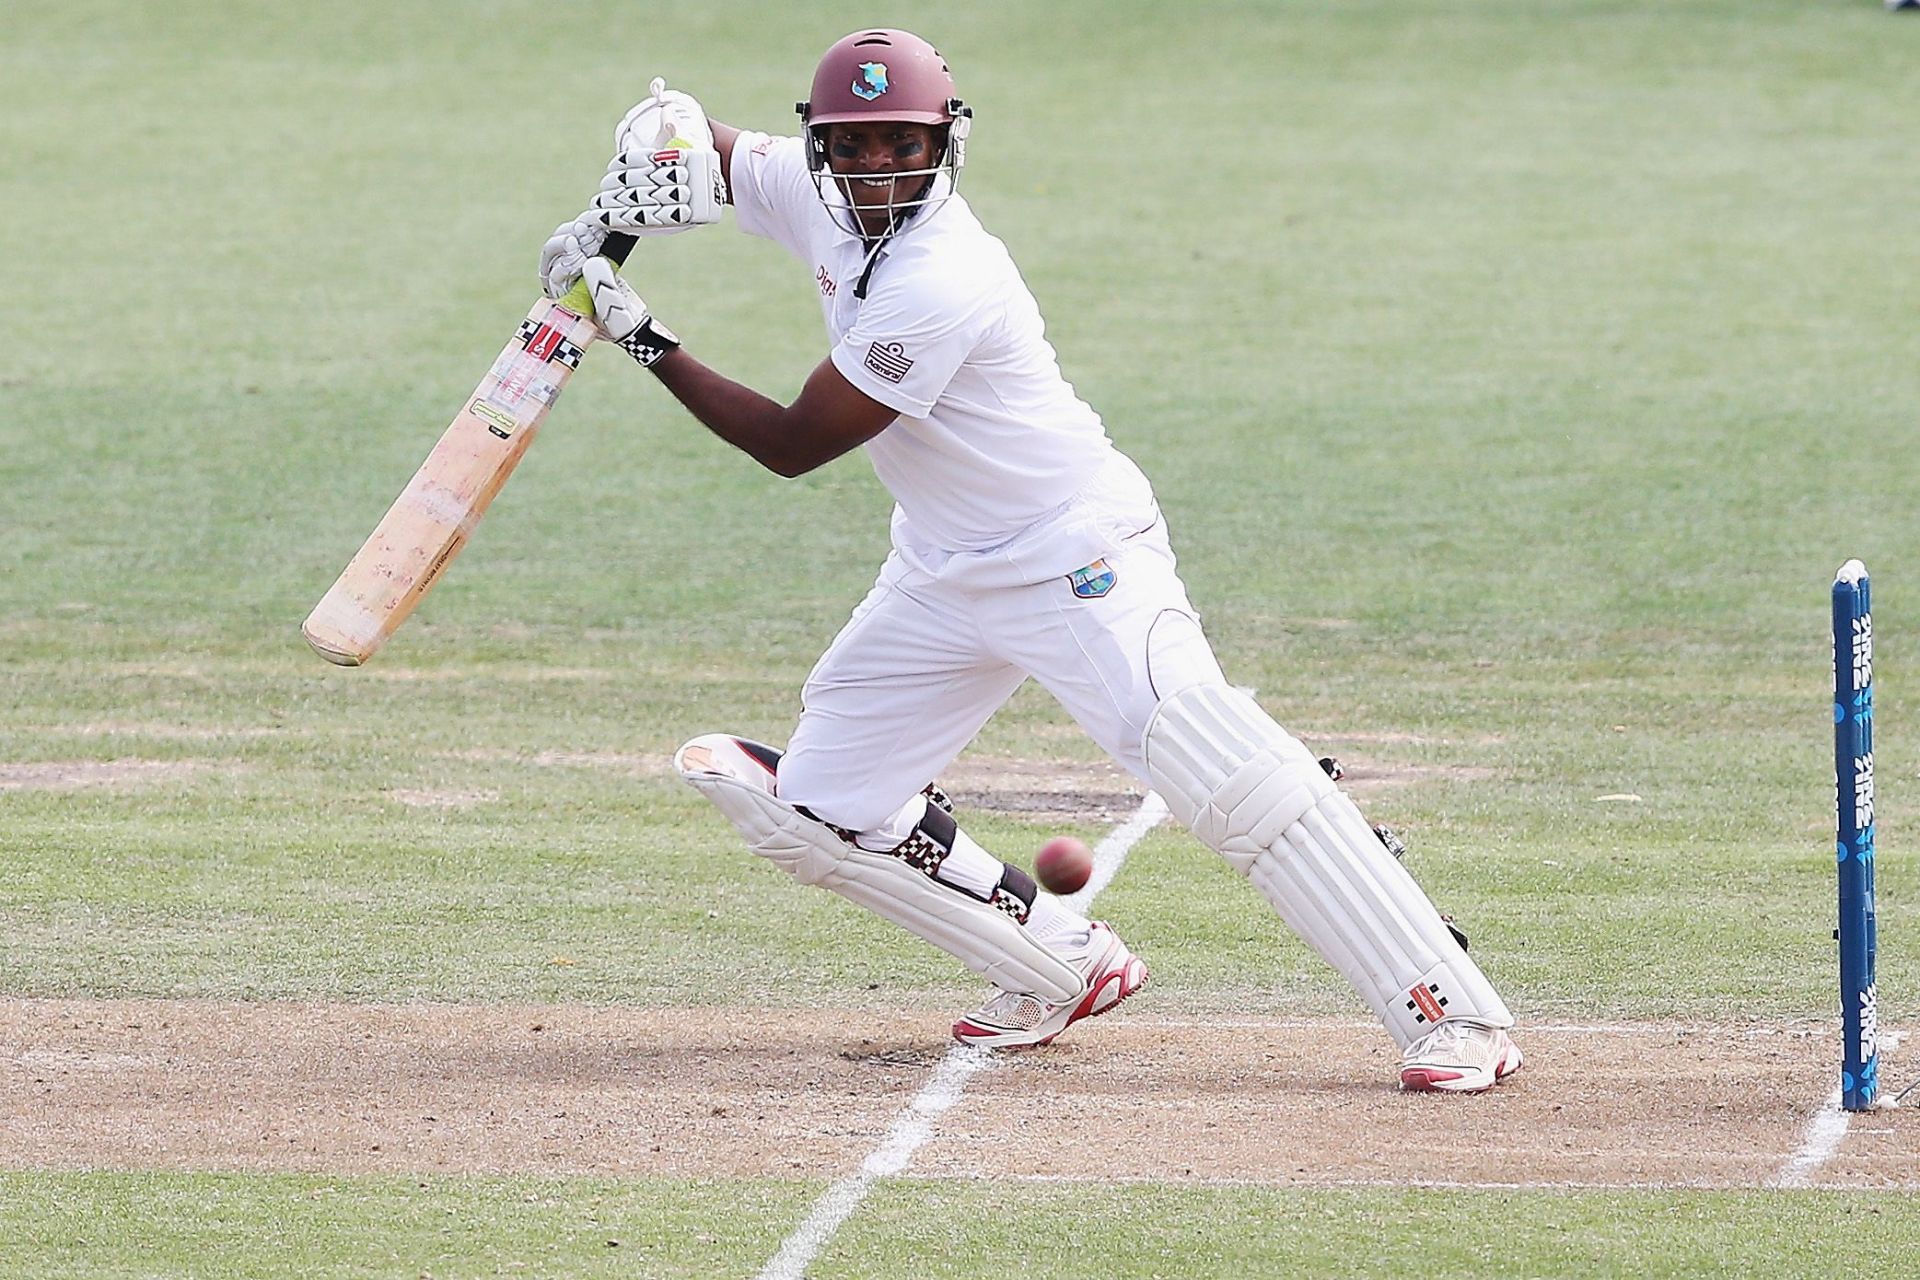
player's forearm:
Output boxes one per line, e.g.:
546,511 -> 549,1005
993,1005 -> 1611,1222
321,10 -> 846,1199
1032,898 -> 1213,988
709,120 -> 740,202
576,261 -> 889,477
649,350 -> 835,477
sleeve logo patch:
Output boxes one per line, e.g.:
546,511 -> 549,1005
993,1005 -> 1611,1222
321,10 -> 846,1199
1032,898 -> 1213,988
864,341 -> 913,383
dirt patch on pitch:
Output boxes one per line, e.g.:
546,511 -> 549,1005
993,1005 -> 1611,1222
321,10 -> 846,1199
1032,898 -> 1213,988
28,722 -> 288,741
386,788 -> 501,809
447,748 -> 664,778
1,999 -> 1909,1189
445,749 -> 1152,825
941,757 -> 1146,825
1302,756 -> 1496,803
0,760 -> 215,791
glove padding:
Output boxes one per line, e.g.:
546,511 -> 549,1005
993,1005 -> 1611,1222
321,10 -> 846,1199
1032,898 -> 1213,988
616,78 -> 714,153
537,77 -> 723,299
588,144 -> 725,235
591,77 -> 725,236
582,257 -> 680,367
539,216 -> 608,300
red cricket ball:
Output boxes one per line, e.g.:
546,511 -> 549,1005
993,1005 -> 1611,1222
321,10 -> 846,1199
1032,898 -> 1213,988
1034,835 -> 1094,895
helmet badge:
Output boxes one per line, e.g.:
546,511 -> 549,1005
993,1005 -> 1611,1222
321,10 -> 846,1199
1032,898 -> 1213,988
851,61 -> 889,100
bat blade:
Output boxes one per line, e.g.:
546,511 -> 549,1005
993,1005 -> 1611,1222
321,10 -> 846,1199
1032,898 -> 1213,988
302,296 -> 603,666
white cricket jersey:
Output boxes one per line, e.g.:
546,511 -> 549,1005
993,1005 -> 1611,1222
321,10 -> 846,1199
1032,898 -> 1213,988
729,131 -> 1157,586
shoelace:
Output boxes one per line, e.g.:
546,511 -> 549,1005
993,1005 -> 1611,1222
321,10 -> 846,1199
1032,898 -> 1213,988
978,989 -> 1040,1017
1417,1020 -> 1488,1058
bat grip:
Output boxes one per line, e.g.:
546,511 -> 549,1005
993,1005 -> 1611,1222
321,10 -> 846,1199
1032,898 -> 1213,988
553,231 -> 637,318
600,232 -> 637,267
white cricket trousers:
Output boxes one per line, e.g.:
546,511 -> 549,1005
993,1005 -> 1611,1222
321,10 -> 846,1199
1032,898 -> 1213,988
777,518 -> 1227,833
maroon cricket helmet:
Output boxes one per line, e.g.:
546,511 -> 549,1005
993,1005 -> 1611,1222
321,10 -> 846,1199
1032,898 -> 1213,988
795,29 -> 974,242
798,28 -> 962,127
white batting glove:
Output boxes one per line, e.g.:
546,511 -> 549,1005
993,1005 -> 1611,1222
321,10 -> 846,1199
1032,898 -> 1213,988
538,216 -> 608,299
588,145 -> 725,234
582,257 -> 680,367
617,77 -> 714,151
589,77 -> 726,237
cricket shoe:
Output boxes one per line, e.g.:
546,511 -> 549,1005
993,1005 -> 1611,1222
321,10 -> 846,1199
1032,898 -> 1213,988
951,922 -> 1147,1049
1399,1019 -> 1524,1093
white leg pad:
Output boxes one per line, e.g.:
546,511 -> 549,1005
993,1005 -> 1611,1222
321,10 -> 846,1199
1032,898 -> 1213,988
674,734 -> 1086,1004
1143,685 -> 1513,1049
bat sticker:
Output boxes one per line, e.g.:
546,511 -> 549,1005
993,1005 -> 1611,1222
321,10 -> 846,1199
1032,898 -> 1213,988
516,317 -> 586,369
491,353 -> 540,408
469,399 -> 519,439
518,320 -> 565,362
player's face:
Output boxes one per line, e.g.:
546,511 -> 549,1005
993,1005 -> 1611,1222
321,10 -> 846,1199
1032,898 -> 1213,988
824,121 -> 939,234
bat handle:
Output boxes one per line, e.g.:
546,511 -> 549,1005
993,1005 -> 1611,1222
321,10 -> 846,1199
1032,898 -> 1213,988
600,231 -> 637,267
554,232 -> 636,318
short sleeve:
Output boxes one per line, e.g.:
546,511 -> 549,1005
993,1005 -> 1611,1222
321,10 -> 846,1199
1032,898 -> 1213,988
728,132 -> 815,262
828,262 -> 996,419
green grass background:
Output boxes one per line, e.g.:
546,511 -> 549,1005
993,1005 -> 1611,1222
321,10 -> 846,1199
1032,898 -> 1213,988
3,0 -> 1917,1275
4,1173 -> 1919,1280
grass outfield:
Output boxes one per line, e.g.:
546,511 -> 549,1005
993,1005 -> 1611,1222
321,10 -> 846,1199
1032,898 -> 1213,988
3,0 -> 1918,1275
3,1175 -> 1919,1279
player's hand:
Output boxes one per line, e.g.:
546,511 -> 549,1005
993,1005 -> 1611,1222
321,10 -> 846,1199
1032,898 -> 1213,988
588,77 -> 727,237
582,257 -> 680,367
616,77 -> 714,152
538,216 -> 608,299
587,145 -> 725,235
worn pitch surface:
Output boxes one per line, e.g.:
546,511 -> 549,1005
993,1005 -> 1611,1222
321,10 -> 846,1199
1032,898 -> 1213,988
2,1000 -> 1909,1189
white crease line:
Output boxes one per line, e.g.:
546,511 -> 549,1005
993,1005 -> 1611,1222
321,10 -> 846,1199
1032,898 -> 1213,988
1121,1018 -> 1846,1037
1775,1086 -> 1850,1187
756,793 -> 1165,1280
1063,790 -> 1170,915
755,1044 -> 994,1280
960,1172 -> 1917,1193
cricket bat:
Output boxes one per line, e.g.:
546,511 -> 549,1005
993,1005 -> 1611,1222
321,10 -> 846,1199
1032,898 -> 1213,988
302,233 -> 635,666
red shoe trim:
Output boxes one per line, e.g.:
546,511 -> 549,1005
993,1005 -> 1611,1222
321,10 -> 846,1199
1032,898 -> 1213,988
1068,956 -> 1144,1025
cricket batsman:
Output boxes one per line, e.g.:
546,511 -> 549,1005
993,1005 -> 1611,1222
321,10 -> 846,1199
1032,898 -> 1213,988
539,29 -> 1523,1091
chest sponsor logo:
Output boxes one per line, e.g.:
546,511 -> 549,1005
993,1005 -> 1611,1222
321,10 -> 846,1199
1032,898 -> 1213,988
852,62 -> 889,101
864,340 -> 913,383
1067,559 -> 1117,599
817,266 -> 838,297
